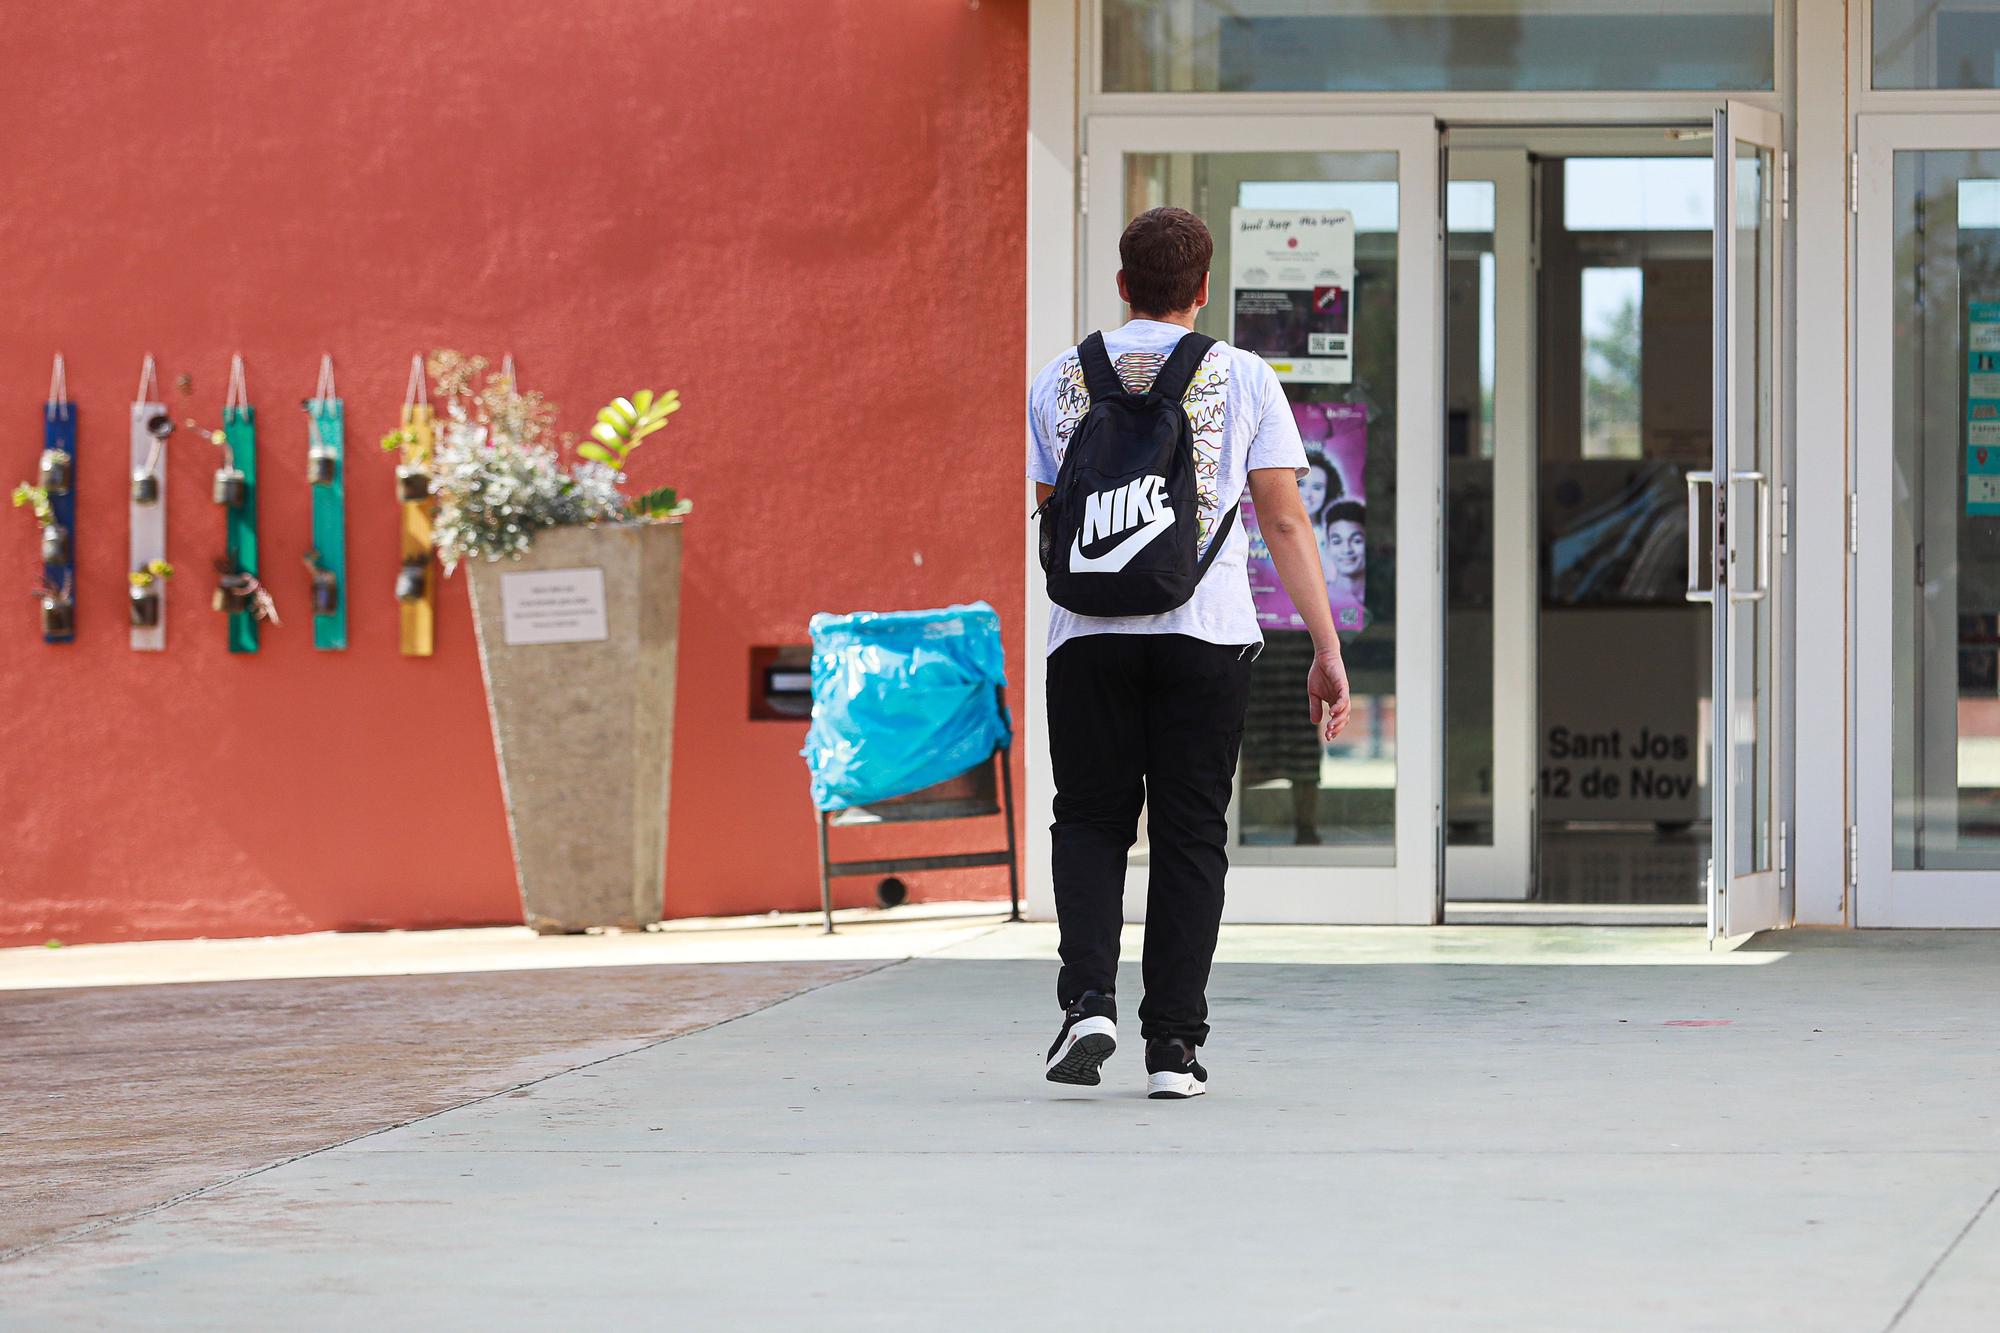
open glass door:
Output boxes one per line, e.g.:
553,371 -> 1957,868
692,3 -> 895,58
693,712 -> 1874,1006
1697,101 -> 1788,938
1083,115 -> 1443,924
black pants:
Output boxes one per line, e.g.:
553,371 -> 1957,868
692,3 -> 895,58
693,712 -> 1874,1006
1047,633 -> 1255,1047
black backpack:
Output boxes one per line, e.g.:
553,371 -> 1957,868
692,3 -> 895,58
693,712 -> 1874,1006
1037,330 -> 1233,618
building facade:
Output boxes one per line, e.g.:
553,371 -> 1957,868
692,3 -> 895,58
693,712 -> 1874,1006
0,0 -> 1029,948
1023,1 -> 2000,934
16,2 -> 2000,947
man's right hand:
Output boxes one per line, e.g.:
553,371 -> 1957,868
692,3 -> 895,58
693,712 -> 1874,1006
1308,648 -> 1350,743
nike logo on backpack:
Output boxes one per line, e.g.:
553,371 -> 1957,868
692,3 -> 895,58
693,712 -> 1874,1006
1069,475 -> 1174,574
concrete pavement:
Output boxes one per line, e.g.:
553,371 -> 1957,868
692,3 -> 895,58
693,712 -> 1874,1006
5,923 -> 2000,1329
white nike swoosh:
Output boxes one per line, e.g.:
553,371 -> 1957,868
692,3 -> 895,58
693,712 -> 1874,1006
1069,510 -> 1174,574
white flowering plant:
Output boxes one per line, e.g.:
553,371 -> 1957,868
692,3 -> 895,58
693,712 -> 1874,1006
423,350 -> 688,572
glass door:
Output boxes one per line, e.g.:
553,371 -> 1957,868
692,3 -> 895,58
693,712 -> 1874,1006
1083,114 -> 1443,924
1856,114 -> 2000,926
1696,101 -> 1788,938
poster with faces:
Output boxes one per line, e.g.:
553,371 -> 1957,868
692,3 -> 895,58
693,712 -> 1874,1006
1229,209 -> 1356,384
1242,402 -> 1368,633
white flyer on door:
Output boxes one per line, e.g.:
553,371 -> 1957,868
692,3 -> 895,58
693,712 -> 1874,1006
1229,209 -> 1355,383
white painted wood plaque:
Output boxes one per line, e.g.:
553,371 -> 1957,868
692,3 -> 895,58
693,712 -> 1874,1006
129,399 -> 168,651
499,567 -> 609,646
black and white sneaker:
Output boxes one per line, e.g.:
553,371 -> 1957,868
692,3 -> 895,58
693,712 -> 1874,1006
1145,1038 -> 1207,1099
1044,992 -> 1117,1085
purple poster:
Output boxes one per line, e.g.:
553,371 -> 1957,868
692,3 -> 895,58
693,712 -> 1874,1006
1243,402 -> 1368,633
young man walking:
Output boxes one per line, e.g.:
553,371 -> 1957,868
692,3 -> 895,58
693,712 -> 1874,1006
1030,206 -> 1352,1099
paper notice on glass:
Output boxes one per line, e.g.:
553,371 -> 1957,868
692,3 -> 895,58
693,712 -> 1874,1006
1973,301 -> 2000,350
1229,209 -> 1355,384
500,567 -> 610,645
1242,402 -> 1369,632
1970,302 -> 2000,516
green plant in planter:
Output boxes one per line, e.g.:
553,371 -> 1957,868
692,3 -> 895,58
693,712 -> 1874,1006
128,559 -> 174,627
382,428 -> 433,501
424,351 -> 692,570
189,420 -> 245,506
12,483 -> 67,563
11,483 -> 54,529
584,391 -> 691,522
581,390 -> 679,468
129,559 -> 174,590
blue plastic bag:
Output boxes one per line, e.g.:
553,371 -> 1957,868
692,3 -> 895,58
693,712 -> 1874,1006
803,602 -> 1011,812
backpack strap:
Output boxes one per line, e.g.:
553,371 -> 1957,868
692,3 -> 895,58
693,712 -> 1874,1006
1149,331 -> 1217,404
1196,502 -> 1238,578
1076,332 -> 1123,404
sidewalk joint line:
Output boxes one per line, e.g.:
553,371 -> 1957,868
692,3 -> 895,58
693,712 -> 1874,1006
1884,1182 -> 2000,1331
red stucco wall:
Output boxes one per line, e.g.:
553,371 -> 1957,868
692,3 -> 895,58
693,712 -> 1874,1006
0,1 -> 1028,946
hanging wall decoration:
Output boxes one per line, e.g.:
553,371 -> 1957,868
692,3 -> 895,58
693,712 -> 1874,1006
202,355 -> 275,651
21,356 -> 77,642
129,354 -> 172,650
128,559 -> 173,630
304,354 -> 347,650
387,354 -> 438,656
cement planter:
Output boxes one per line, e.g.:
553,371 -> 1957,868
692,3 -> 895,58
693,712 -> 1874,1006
466,521 -> 683,934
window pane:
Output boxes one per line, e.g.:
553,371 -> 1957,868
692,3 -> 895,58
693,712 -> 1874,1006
1729,141 -> 1775,877
1126,150 -> 1401,860
1448,180 -> 1497,235
1875,0 -> 2000,90
1564,159 -> 1714,233
1103,1 -> 1774,94
1446,185 -> 1497,846
1581,268 -> 1644,460
1891,150 -> 2000,868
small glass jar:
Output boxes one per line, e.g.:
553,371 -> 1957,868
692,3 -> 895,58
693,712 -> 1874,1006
37,450 -> 71,495
309,570 -> 339,615
395,561 -> 429,603
307,446 -> 338,486
213,578 -> 253,615
213,467 -> 246,508
41,596 -> 74,638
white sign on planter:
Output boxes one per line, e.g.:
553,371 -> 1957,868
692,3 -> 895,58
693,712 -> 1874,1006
500,566 -> 609,645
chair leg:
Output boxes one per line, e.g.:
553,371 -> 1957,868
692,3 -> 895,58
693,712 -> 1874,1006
817,810 -> 835,935
999,745 -> 1021,923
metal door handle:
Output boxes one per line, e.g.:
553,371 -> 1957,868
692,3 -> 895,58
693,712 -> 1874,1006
1728,470 -> 1769,603
1685,470 -> 1716,604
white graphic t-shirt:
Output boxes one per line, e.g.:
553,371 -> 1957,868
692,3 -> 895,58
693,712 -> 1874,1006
1028,319 -> 1308,655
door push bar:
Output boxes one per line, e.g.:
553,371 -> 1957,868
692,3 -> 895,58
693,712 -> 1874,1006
1685,470 -> 1771,604
1685,471 -> 1716,604
1727,469 -> 1770,603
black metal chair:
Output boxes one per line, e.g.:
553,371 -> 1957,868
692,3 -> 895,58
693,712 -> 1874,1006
814,687 -> 1020,933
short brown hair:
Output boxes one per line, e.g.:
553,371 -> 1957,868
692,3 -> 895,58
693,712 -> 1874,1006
1119,207 -> 1212,316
